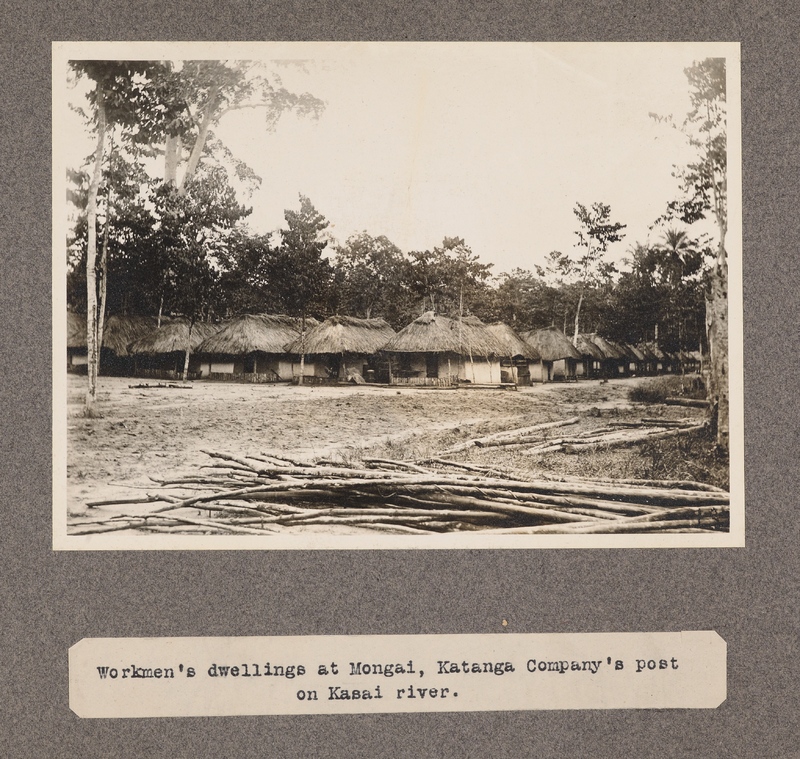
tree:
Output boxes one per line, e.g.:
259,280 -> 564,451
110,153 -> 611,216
334,233 -> 411,323
70,59 -> 325,402
214,228 -> 274,316
534,250 -> 581,332
406,238 -> 492,317
438,237 -> 493,318
655,58 -> 728,449
266,196 -> 333,384
155,60 -> 325,192
569,202 -> 626,343
480,268 -> 559,330
152,164 -> 251,379
656,228 -> 706,353
70,61 -> 175,406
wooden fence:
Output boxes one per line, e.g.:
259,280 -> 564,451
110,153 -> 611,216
390,376 -> 458,387
206,371 -> 281,383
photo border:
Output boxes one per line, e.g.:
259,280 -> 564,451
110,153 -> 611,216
52,40 -> 744,551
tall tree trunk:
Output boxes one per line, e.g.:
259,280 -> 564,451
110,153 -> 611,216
96,132 -> 114,378
85,98 -> 108,407
298,314 -> 306,385
178,86 -> 219,194
572,288 -> 584,344
707,242 -> 728,450
164,132 -> 181,186
181,319 -> 195,381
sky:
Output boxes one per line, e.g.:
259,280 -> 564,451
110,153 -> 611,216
61,42 -> 734,277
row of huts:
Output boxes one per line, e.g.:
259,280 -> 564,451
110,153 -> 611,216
66,310 -> 699,386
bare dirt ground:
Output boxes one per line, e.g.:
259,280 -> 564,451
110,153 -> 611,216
65,373 -> 725,533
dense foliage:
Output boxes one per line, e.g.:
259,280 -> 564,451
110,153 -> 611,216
68,57 -> 720,373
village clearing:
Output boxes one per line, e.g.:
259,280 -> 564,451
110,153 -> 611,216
66,374 -> 728,535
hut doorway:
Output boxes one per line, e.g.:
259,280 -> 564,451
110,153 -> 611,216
426,353 -> 439,379
514,358 -> 530,386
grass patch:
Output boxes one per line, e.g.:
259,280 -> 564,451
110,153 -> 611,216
628,383 -> 669,404
77,404 -> 104,419
628,374 -> 706,404
638,426 -> 728,489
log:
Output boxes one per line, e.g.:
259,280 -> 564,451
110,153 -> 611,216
70,513 -> 277,536
554,517 -> 725,534
419,458 -> 527,479
390,493 -> 597,523
562,424 -> 707,453
438,417 -> 579,454
523,443 -> 566,455
639,417 -> 697,426
665,397 -> 709,408
485,518 -> 721,535
261,452 -> 314,467
85,495 -> 166,508
127,382 -> 192,390
361,458 -> 432,474
540,474 -> 726,493
487,491 -> 661,515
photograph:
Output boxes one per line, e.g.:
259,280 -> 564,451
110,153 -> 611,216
53,41 -> 743,549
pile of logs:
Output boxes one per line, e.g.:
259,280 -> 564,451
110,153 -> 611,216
438,417 -> 707,456
70,449 -> 729,537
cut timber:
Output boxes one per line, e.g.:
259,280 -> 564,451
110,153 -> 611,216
639,417 -> 697,426
128,382 -> 192,390
439,417 -> 579,455
73,450 -> 729,536
562,423 -> 706,453
665,397 -> 709,408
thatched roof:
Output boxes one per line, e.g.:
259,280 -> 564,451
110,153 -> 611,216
603,338 -> 633,360
643,342 -> 667,360
585,333 -> 624,360
196,314 -> 316,355
486,322 -> 540,360
67,311 -> 86,349
382,312 -> 506,357
636,343 -> 659,361
622,342 -> 647,361
66,312 -> 161,355
103,315 -> 162,356
520,326 -> 581,362
575,333 -> 605,360
285,315 -> 396,355
129,318 -> 221,355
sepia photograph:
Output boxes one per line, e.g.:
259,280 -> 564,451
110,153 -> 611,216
53,41 -> 743,549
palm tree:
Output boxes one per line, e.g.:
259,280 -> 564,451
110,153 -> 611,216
657,228 -> 703,378
659,228 -> 696,287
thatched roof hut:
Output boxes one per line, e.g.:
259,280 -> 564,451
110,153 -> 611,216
521,326 -> 581,362
382,312 -> 505,357
575,333 -> 605,360
485,322 -> 541,360
65,312 -> 160,356
129,318 -> 221,355
285,315 -> 395,355
196,314 -> 315,355
585,333 -> 625,360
